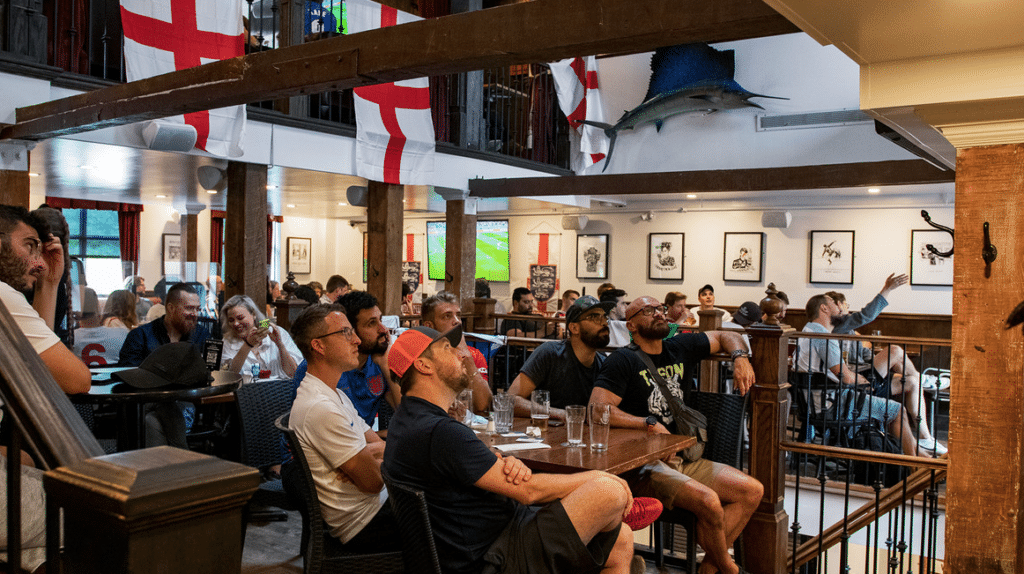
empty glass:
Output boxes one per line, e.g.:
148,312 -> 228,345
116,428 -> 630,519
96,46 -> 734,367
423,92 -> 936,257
565,405 -> 587,447
492,393 -> 515,434
457,389 -> 474,425
589,402 -> 610,451
530,389 -> 550,432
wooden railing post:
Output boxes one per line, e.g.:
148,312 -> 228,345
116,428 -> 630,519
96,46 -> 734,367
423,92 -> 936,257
745,320 -> 792,574
274,297 -> 309,332
697,309 -> 723,392
472,297 -> 496,335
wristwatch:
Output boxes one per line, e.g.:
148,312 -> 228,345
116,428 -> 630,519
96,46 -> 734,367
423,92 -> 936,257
730,349 -> 750,361
645,415 -> 658,429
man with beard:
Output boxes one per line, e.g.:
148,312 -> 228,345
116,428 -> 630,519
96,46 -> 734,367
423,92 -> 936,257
420,291 -> 492,414
337,291 -> 401,428
500,287 -> 556,338
508,295 -> 614,420
120,282 -> 211,447
383,325 -> 637,574
0,205 -> 90,394
591,296 -> 761,574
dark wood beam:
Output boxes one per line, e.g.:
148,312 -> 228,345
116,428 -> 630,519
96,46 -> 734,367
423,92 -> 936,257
0,0 -> 797,142
468,160 -> 955,197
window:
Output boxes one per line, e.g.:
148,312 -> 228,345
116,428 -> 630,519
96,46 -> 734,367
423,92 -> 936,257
65,208 -> 123,296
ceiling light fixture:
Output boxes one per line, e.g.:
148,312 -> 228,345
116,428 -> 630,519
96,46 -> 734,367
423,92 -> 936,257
287,204 -> 296,208
868,187 -> 881,194
207,189 -> 218,194
267,185 -> 278,190
686,193 -> 697,199
27,172 -> 39,177
338,202 -> 346,206
156,194 -> 167,198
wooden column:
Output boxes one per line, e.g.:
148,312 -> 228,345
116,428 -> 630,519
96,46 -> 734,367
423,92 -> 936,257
179,207 -> 202,282
366,181 -> 403,316
946,143 -> 1024,574
445,198 -> 477,314
697,309 -> 723,392
0,142 -> 33,208
745,322 -> 792,574
273,0 -> 308,117
224,162 -> 267,307
472,297 -> 496,335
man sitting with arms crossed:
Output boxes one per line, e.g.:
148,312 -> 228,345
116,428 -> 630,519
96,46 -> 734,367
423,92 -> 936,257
591,296 -> 762,574
420,290 -> 492,414
286,303 -> 400,552
508,295 -> 613,420
383,325 -> 637,574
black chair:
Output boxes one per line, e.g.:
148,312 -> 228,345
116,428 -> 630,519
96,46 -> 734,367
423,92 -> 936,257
275,414 -> 404,574
380,468 -> 443,574
236,378 -> 296,521
652,391 -> 749,572
71,403 -> 118,454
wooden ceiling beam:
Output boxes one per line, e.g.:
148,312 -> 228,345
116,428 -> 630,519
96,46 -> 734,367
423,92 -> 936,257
0,0 -> 797,141
468,160 -> 955,197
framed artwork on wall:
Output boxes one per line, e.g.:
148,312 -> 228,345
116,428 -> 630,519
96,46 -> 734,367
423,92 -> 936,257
723,232 -> 763,283
161,234 -> 180,275
809,230 -> 855,284
648,233 -> 684,280
910,230 -> 953,286
287,237 -> 312,274
576,234 -> 609,280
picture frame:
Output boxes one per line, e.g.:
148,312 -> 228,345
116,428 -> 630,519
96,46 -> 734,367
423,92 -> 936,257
723,232 -> 763,283
809,230 -> 855,284
648,233 -> 684,280
910,229 -> 953,286
161,234 -> 180,274
287,237 -> 312,274
576,234 -> 609,280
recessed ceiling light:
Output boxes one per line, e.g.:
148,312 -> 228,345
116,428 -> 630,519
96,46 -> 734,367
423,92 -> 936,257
338,202 -> 347,206
206,189 -> 218,194
267,185 -> 278,190
286,204 -> 296,208
156,194 -> 167,198
686,194 -> 697,199
27,172 -> 39,177
868,187 -> 881,194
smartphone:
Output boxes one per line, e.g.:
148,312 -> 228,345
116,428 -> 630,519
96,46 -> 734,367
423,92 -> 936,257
258,319 -> 271,329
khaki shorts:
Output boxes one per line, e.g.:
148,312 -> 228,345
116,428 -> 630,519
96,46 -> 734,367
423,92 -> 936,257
624,457 -> 724,511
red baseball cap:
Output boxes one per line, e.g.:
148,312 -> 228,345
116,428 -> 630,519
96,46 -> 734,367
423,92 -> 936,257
388,325 -> 463,379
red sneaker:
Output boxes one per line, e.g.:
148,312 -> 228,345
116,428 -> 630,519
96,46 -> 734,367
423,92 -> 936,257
623,497 -> 663,531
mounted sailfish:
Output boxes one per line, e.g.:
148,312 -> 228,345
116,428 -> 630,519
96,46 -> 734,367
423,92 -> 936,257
583,43 -> 787,171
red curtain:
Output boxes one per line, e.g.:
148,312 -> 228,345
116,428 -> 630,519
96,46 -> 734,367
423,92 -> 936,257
211,210 -> 226,264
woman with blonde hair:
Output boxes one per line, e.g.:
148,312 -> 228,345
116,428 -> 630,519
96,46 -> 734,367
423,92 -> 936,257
102,289 -> 139,330
221,295 -> 301,380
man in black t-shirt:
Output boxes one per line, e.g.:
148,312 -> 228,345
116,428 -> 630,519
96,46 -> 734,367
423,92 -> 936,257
508,295 -> 613,419
592,296 -> 762,574
383,326 -> 635,574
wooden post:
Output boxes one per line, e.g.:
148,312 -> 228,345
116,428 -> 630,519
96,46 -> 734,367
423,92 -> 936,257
274,298 -> 309,332
945,143 -> 1024,573
697,308 -> 723,392
366,181 -> 403,316
472,297 -> 496,335
273,0 -> 308,117
0,142 -> 33,208
445,198 -> 477,315
180,207 -> 202,282
745,322 -> 792,574
224,162 -> 267,307
45,447 -> 259,574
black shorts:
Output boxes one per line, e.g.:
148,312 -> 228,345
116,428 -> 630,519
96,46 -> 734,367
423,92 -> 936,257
339,502 -> 400,553
480,501 -> 619,574
869,369 -> 893,400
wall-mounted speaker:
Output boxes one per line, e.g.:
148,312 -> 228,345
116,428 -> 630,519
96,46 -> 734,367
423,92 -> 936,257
346,186 -> 368,207
761,211 -> 792,229
141,120 -> 197,152
561,215 -> 589,230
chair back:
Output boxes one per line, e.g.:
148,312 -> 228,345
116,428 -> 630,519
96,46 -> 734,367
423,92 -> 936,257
276,414 -> 329,573
236,378 -> 294,470
691,391 -> 748,468
380,468 -> 442,574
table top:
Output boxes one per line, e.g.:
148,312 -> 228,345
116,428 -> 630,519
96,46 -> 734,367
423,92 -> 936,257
482,418 -> 695,475
72,370 -> 242,404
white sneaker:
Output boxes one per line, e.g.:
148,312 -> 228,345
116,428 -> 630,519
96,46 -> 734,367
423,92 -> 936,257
920,374 -> 938,392
918,437 -> 948,455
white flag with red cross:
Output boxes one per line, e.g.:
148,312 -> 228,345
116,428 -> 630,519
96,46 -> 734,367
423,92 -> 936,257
549,56 -> 608,174
120,0 -> 246,158
347,0 -> 436,185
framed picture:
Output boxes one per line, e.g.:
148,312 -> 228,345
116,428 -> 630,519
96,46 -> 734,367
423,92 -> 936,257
161,234 -> 180,274
648,233 -> 684,280
576,234 -> 608,280
287,237 -> 312,274
723,232 -> 763,283
530,264 -> 557,301
910,230 -> 954,286
809,230 -> 855,284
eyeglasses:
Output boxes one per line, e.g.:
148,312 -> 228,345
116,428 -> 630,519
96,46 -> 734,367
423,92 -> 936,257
629,305 -> 667,319
580,313 -> 608,324
315,327 -> 355,340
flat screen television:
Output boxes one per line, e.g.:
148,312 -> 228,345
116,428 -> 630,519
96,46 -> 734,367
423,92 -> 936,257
426,220 -> 510,282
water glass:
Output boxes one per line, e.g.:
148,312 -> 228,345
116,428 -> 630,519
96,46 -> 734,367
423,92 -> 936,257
492,393 -> 515,434
565,405 -> 587,447
457,389 -> 474,425
589,402 -> 610,452
530,389 -> 550,432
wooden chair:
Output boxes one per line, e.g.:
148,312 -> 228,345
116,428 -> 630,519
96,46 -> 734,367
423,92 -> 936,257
275,414 -> 404,574
380,467 -> 443,574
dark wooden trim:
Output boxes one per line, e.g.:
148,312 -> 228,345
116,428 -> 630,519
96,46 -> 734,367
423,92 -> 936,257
1,0 -> 798,141
781,441 -> 948,471
469,160 -> 954,197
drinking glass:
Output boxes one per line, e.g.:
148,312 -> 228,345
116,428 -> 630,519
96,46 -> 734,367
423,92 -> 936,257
565,405 -> 587,447
457,389 -> 474,425
589,402 -> 610,452
492,393 -> 515,434
530,389 -> 550,432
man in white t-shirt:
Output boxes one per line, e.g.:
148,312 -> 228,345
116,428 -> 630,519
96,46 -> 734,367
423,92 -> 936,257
285,303 -> 399,551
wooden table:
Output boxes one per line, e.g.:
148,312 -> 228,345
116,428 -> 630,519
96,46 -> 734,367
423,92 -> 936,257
482,418 -> 695,475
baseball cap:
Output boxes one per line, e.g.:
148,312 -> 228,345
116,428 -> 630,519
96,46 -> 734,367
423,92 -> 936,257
113,342 -> 211,389
388,325 -> 463,379
565,295 -> 615,323
699,284 -> 714,295
732,301 -> 763,327
624,296 -> 662,321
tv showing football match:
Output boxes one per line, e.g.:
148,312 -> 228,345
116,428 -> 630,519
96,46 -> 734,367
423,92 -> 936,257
426,220 -> 510,282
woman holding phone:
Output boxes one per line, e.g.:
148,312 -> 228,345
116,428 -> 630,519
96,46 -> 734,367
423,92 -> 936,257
220,295 -> 301,380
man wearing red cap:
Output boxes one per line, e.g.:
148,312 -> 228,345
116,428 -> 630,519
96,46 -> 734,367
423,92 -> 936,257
383,325 -> 637,574
591,296 -> 761,574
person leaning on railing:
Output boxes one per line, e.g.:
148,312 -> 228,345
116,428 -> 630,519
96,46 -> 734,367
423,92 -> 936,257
220,295 -> 301,380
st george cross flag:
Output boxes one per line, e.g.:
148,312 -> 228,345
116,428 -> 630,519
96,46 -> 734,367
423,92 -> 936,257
120,0 -> 246,158
549,56 -> 609,174
347,0 -> 435,185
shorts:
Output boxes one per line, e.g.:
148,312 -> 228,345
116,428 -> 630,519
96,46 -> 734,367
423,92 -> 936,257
625,457 -> 724,511
481,500 -> 619,574
868,369 -> 893,400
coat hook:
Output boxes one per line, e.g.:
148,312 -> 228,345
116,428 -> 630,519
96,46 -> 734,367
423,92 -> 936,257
920,210 -> 953,257
982,221 -> 997,277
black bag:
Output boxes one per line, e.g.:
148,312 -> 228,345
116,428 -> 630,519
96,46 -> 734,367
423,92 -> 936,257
628,345 -> 707,462
849,423 -> 904,487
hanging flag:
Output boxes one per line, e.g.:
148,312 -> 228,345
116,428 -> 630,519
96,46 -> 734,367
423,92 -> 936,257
348,0 -> 435,185
120,0 -> 246,157
549,56 -> 608,174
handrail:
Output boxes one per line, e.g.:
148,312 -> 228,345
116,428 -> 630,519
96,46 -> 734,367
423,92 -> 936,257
781,441 -> 947,471
793,330 -> 952,347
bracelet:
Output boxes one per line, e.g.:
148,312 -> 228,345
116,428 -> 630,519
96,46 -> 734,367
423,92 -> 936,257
730,349 -> 750,361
